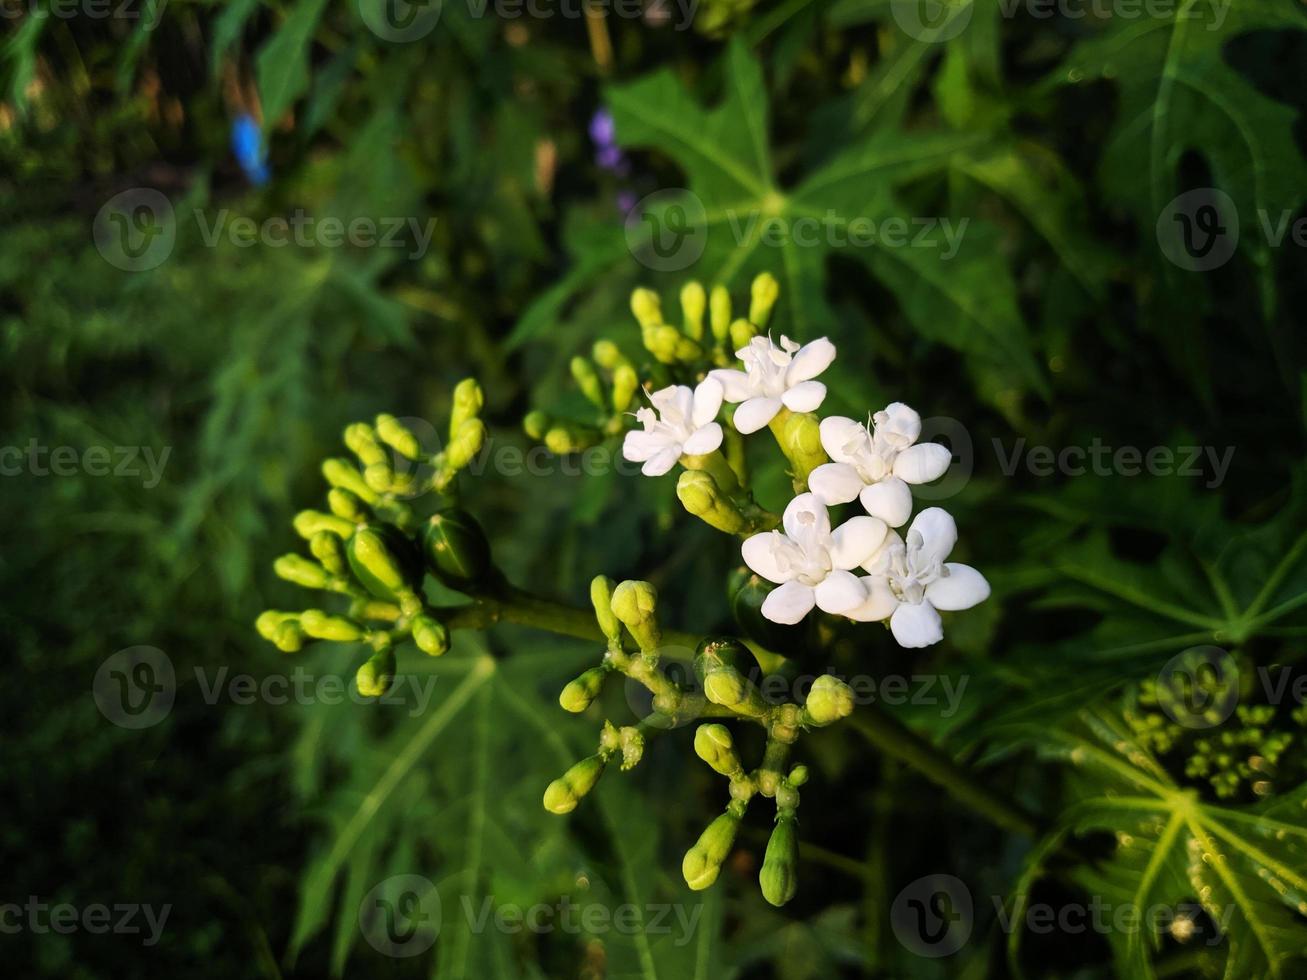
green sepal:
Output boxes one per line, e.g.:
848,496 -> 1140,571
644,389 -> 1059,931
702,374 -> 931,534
421,508 -> 492,588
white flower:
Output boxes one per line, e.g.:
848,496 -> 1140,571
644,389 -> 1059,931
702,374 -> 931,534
807,403 -> 951,527
844,508 -> 990,648
622,379 -> 724,477
711,335 -> 836,434
741,492 -> 887,625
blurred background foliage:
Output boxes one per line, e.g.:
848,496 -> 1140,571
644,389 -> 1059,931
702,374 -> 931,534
3,0 -> 1307,977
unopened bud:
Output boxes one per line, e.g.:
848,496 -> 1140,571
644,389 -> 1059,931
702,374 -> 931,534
694,723 -> 741,776
274,554 -> 331,590
421,508 -> 491,588
749,272 -> 779,329
642,323 -> 683,365
590,576 -> 624,648
375,414 -> 423,460
293,509 -> 356,540
677,470 -> 746,534
344,423 -> 388,466
544,424 -> 599,454
760,813 -> 798,906
322,458 -> 379,504
446,418 -> 486,471
610,580 -> 661,655
630,288 -> 663,329
356,648 -> 396,698
273,620 -> 305,653
346,524 -> 422,601
682,811 -> 741,891
803,674 -> 854,726
300,609 -> 365,642
592,339 -> 624,371
449,378 -> 484,442
729,318 -> 757,352
256,610 -> 298,642
611,364 -> 639,413
709,285 -> 731,342
680,281 -> 706,340
523,410 -> 551,441
559,666 -> 607,713
778,411 -> 827,484
327,488 -> 368,523
411,614 -> 450,657
571,357 -> 606,409
542,755 -> 606,814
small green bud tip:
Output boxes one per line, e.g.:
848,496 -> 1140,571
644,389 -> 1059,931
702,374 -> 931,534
327,489 -> 367,523
630,288 -> 663,330
760,815 -> 799,907
611,364 -> 639,414
323,458 -> 379,503
356,649 -> 396,698
682,811 -> 741,891
610,580 -> 661,653
256,610 -> 297,641
375,414 -> 423,461
680,281 -> 706,340
788,765 -> 809,787
590,575 -> 624,648
348,527 -> 412,596
411,615 -> 450,657
450,378 -> 484,440
804,675 -> 855,726
749,272 -> 780,329
344,423 -> 387,466
446,418 -> 487,471
559,666 -> 607,713
523,410 -> 551,441
709,285 -> 731,342
592,339 -> 624,371
300,609 -> 365,642
570,356 -> 606,409
643,324 -> 684,365
542,755 -> 606,814
677,470 -> 746,534
274,554 -> 331,590
694,724 -> 741,776
729,318 -> 757,352
544,425 -> 598,455
309,532 -> 347,575
364,461 -> 394,493
274,621 -> 305,653
293,510 -> 355,540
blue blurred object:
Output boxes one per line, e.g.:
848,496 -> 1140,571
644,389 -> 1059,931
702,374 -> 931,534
231,114 -> 270,186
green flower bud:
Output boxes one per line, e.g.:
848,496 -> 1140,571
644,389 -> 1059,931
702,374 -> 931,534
803,674 -> 855,726
356,648 -> 396,698
694,723 -> 742,776
776,411 -> 827,485
256,610 -> 298,641
450,378 -> 484,442
523,410 -> 551,441
642,323 -> 684,365
709,285 -> 731,343
610,580 -> 661,655
294,509 -> 356,540
571,356 -> 606,410
544,424 -> 599,454
559,666 -> 608,713
375,414 -> 423,461
350,598 -> 402,622
421,508 -> 491,588
749,272 -> 780,329
774,780 -> 800,810
446,418 -> 487,472
682,811 -> 740,891
300,609 -> 365,642
694,635 -> 751,679
274,620 -> 305,653
703,669 -> 769,718
346,523 -> 423,601
788,765 -> 809,787
611,364 -> 639,414
327,488 -> 369,523
729,318 -> 757,352
411,614 -> 450,656
274,554 -> 331,590
630,288 -> 663,330
322,458 -> 379,504
364,460 -> 395,493
344,423 -> 388,467
760,813 -> 798,907
542,755 -> 606,814
592,339 -> 625,371
677,470 -> 746,534
680,281 -> 706,340
590,575 -> 624,648
310,531 -> 348,575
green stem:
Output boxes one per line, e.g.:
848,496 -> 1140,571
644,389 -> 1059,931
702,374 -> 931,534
847,712 -> 1041,839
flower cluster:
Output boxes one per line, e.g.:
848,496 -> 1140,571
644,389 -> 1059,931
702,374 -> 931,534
618,274 -> 989,647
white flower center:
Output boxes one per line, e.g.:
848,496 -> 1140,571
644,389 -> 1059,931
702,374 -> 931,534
769,516 -> 833,587
740,336 -> 799,398
882,529 -> 943,605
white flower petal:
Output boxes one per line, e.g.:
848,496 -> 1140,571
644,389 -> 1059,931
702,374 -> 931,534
814,569 -> 867,614
829,516 -> 888,570
761,581 -> 816,625
732,396 -> 782,434
623,429 -> 669,463
859,477 -> 913,528
681,422 -> 722,457
785,337 -> 836,383
807,462 -> 864,506
781,380 -> 827,413
818,415 -> 870,464
893,442 -> 952,484
741,532 -> 794,584
889,601 -> 944,648
907,508 -> 957,565
691,377 -> 724,428
782,492 -> 830,540
844,576 -> 899,622
862,529 -> 905,575
925,563 -> 990,611
874,401 -> 921,448
641,446 -> 682,477
709,368 -> 754,403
